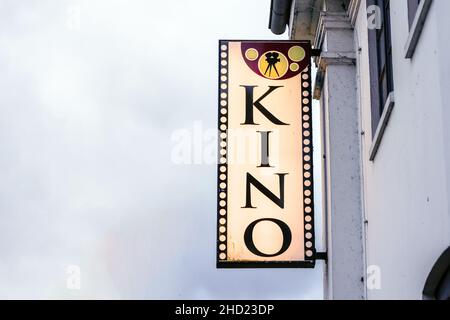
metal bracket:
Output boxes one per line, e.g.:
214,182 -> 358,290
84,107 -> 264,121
311,48 -> 322,57
316,252 -> 328,261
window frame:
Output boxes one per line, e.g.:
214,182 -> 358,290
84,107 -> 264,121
404,0 -> 433,59
367,0 -> 395,161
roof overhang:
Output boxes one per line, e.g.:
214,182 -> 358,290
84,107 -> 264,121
269,0 -> 322,42
289,0 -> 321,42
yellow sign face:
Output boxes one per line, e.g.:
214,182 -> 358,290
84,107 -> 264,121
217,41 -> 315,268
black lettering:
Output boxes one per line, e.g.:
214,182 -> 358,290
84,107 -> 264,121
243,173 -> 287,209
244,219 -> 292,257
257,131 -> 272,168
240,86 -> 289,125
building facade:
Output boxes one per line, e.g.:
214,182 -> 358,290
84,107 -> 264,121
269,0 -> 450,299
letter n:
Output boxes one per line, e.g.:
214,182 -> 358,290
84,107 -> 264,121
242,173 -> 287,209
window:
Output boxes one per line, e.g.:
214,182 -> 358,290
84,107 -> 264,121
423,247 -> 450,300
408,0 -> 421,29
374,0 -> 394,123
405,0 -> 433,58
367,0 -> 395,160
368,1 -> 394,127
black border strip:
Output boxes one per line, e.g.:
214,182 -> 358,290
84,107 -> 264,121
218,261 -> 315,269
217,40 -> 229,265
301,63 -> 316,262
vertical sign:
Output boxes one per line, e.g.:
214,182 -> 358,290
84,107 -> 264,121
217,40 -> 315,268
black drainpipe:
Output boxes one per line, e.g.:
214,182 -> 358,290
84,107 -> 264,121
269,0 -> 292,35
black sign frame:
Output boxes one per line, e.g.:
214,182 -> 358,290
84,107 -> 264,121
216,40 -> 316,269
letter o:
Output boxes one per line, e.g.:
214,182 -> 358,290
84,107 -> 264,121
244,218 -> 292,257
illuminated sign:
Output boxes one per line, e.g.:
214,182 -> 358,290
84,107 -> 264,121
217,40 -> 315,268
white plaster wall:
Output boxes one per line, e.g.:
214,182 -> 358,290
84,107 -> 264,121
355,0 -> 450,299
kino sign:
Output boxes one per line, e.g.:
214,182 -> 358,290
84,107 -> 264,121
217,40 -> 315,268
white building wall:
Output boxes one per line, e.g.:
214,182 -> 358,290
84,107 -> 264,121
355,0 -> 450,299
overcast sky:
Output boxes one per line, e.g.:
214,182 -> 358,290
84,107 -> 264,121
0,0 -> 323,299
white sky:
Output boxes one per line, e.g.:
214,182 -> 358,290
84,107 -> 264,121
0,0 -> 323,299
